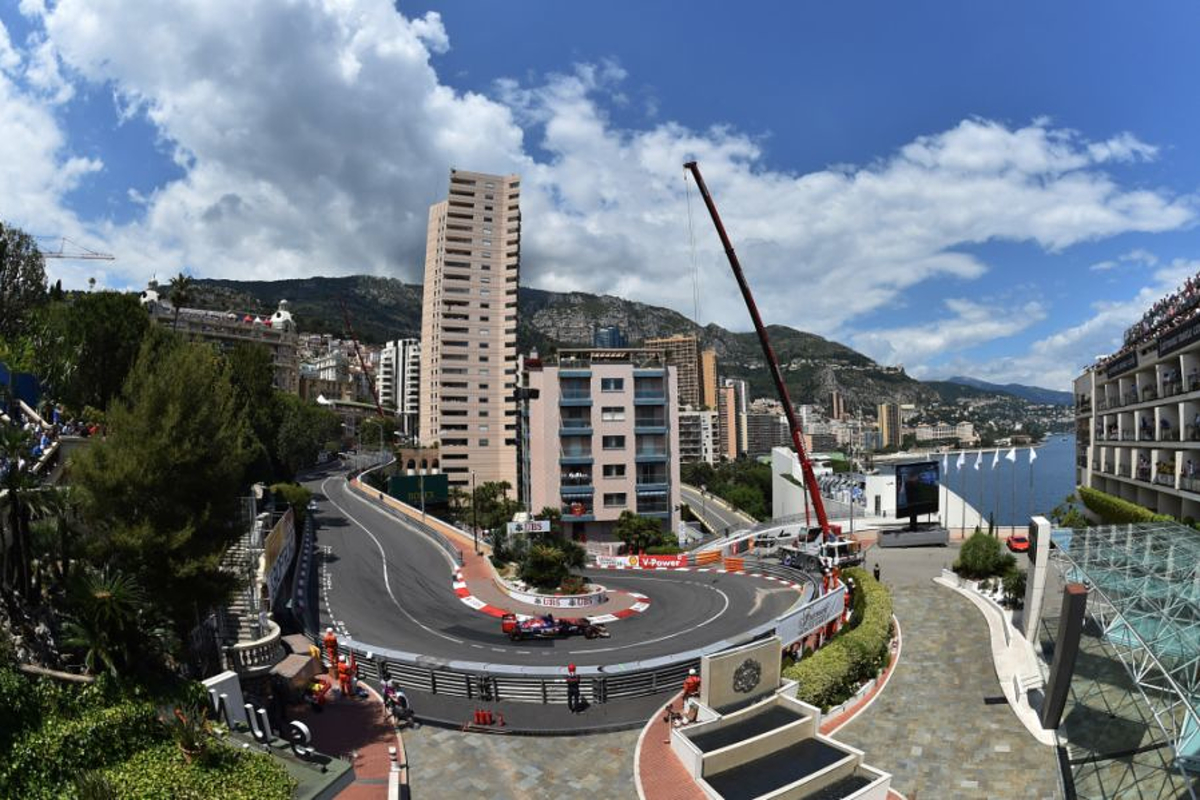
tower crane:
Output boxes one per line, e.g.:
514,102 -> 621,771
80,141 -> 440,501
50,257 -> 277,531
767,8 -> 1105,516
35,237 -> 115,260
339,300 -> 387,420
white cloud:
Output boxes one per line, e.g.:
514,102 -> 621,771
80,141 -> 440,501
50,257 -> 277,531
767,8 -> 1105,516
0,19 -> 21,74
1090,260 -> 1118,272
852,298 -> 1047,368
941,259 -> 1200,389
1120,247 -> 1158,267
0,0 -> 1194,382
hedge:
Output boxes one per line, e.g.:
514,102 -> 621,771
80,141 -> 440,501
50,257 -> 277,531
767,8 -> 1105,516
103,741 -> 295,800
1078,486 -> 1174,525
782,567 -> 894,711
0,699 -> 162,799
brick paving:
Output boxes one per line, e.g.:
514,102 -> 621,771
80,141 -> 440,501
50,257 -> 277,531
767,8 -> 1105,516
836,549 -> 1060,800
291,681 -> 403,799
636,693 -> 708,800
403,724 -> 639,800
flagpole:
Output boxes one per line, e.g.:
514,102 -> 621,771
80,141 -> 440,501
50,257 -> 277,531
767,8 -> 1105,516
1011,449 -> 1017,537
1028,447 -> 1037,523
960,453 -> 966,534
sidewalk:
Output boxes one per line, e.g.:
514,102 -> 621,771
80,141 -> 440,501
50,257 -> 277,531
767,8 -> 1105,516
367,681 -> 670,734
291,681 -> 403,799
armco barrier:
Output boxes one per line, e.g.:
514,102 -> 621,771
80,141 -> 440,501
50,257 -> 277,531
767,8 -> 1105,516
314,468 -> 834,705
350,465 -> 465,567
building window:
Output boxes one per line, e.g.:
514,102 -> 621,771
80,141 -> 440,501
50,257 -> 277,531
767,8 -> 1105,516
601,407 -> 626,421
602,464 -> 626,479
601,378 -> 624,392
479,438 -> 489,447
603,493 -> 627,508
479,425 -> 489,432
602,435 -> 626,450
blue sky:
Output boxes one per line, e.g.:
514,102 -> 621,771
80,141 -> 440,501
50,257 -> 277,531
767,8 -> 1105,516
2,1 -> 1200,390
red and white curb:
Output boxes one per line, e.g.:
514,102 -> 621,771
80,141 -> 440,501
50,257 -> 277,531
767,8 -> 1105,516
451,572 -> 651,622
590,564 -> 804,592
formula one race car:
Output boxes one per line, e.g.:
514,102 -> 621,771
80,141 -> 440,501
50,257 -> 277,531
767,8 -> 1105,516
501,613 -> 610,641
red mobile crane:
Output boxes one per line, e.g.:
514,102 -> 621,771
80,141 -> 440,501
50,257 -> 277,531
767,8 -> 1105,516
683,161 -> 833,537
339,300 -> 387,420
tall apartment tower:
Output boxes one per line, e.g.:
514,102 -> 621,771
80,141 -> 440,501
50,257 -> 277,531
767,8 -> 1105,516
877,402 -> 901,449
419,169 -> 521,492
378,338 -> 421,437
700,349 -> 719,410
645,334 -> 701,409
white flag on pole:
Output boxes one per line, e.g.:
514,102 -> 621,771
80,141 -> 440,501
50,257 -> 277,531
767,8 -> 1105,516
1005,447 -> 1017,463
942,453 -> 948,473
956,452 -> 965,471
1029,447 -> 1038,464
974,451 -> 981,470
991,449 -> 1000,469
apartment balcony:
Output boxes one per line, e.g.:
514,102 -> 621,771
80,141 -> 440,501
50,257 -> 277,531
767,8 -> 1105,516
634,424 -> 668,435
1103,463 -> 1114,474
559,391 -> 593,407
1118,465 -> 1131,477
1120,432 -> 1136,442
1077,457 -> 1088,468
1141,387 -> 1158,402
633,367 -> 667,377
1187,425 -> 1200,442
1159,429 -> 1180,442
635,452 -> 669,463
634,392 -> 667,405
1154,474 -> 1175,488
559,368 -> 592,378
559,426 -> 593,437
1181,475 -> 1200,493
636,482 -> 670,493
560,483 -> 594,496
561,501 -> 595,522
559,453 -> 593,465
1136,467 -> 1151,482
1163,381 -> 1184,398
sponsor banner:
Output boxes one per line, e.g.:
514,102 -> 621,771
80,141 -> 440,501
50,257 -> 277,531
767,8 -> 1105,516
774,585 -> 846,645
507,520 -> 551,535
1159,317 -> 1200,359
505,585 -> 608,608
1105,349 -> 1138,378
264,508 -> 296,607
592,554 -> 686,573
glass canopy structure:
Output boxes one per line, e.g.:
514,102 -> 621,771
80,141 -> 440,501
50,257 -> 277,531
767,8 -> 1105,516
1049,522 -> 1200,793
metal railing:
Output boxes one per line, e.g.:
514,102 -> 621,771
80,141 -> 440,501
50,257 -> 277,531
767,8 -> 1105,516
354,463 -> 465,566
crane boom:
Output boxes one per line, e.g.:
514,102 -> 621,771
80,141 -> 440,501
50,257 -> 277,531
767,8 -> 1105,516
683,161 -> 831,535
36,237 -> 115,260
339,301 -> 387,419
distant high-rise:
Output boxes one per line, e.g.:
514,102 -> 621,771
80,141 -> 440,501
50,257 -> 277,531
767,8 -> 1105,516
419,169 -> 521,492
700,349 -> 718,410
830,390 -> 845,421
593,325 -> 628,348
877,402 -> 901,449
379,338 -> 421,437
645,334 -> 701,409
718,378 -> 749,459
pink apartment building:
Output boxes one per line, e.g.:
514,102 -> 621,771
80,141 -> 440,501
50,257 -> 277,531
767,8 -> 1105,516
526,349 -> 681,541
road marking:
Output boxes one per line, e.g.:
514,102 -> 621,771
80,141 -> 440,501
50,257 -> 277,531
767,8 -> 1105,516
321,476 -> 464,646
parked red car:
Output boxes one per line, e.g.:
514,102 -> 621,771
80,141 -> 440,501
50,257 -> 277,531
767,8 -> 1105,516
1006,534 -> 1030,553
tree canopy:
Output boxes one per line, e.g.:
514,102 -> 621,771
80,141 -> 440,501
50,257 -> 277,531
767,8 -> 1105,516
0,222 -> 47,341
71,328 -> 256,632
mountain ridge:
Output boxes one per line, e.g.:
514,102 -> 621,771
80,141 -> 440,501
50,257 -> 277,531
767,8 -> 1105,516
188,275 -> 1026,411
944,375 -> 1072,405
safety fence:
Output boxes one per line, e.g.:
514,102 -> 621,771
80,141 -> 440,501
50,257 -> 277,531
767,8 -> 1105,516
307,471 -> 831,705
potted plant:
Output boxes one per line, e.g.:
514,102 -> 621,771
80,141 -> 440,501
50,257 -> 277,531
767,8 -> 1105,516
165,704 -> 211,764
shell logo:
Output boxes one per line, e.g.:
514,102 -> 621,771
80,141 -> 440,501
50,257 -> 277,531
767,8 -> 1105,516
628,555 -> 639,568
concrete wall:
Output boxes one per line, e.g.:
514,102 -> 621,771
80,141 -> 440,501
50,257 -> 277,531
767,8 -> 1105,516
700,637 -> 782,712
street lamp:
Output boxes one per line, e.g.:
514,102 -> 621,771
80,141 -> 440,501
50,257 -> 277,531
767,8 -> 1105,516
471,470 -> 479,554
700,484 -> 708,526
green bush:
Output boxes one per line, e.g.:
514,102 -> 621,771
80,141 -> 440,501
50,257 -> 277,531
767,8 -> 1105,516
270,482 -> 313,529
783,567 -> 894,711
1078,486 -> 1174,525
953,530 -> 1012,579
1003,568 -> 1027,608
102,741 -> 294,800
0,700 -> 161,799
645,545 -> 683,555
518,544 -> 569,590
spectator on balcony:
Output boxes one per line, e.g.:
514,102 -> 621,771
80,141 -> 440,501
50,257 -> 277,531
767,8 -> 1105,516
1160,418 -> 1173,440
1191,366 -> 1200,391
1140,417 -> 1153,439
1187,460 -> 1196,479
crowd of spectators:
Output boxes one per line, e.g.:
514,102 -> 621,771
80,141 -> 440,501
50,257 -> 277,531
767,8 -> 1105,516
0,401 -> 102,482
1099,271 -> 1200,369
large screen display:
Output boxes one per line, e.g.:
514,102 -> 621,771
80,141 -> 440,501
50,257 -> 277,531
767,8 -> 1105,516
895,461 -> 940,518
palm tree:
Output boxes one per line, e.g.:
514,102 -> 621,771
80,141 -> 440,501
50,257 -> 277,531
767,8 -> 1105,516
63,566 -> 147,678
168,272 -> 193,331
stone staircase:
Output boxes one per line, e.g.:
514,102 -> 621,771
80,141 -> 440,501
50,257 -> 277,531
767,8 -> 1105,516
218,530 -> 261,645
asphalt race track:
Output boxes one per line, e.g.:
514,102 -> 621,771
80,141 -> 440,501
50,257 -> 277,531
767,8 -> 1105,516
304,466 -> 802,669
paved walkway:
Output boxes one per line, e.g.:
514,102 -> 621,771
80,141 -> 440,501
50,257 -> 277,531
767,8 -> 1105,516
838,546 -> 1060,799
403,724 -> 639,799
291,681 -> 402,799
